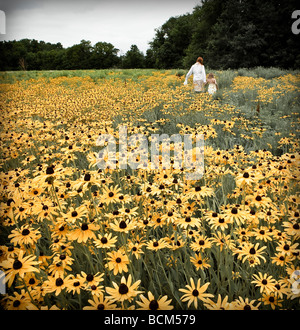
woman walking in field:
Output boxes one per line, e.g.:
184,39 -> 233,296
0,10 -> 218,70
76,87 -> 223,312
184,57 -> 206,92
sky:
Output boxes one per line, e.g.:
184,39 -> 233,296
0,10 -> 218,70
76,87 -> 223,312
0,0 -> 200,54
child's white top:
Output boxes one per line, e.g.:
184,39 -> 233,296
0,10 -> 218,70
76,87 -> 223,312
184,63 -> 206,84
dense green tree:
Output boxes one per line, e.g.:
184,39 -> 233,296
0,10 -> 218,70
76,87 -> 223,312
183,0 -> 223,67
149,14 -> 194,68
121,45 -> 145,68
90,42 -> 120,69
204,0 -> 300,69
0,1 -> 299,70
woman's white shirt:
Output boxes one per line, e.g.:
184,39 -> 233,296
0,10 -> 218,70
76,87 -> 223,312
184,63 -> 206,84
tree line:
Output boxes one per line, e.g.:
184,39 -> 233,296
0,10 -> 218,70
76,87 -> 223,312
1,0 -> 299,71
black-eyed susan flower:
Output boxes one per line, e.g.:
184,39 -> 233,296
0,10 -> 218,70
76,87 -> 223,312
105,274 -> 142,303
43,275 -> 71,296
86,283 -> 105,297
83,295 -> 118,310
190,253 -> 211,271
176,215 -> 201,229
127,240 -> 145,259
251,272 -> 276,294
238,242 -> 267,266
67,221 -> 99,243
252,226 -> 273,242
146,238 -> 168,251
136,291 -> 173,310
179,278 -> 213,309
232,296 -> 261,310
203,294 -> 232,310
63,205 -> 87,224
110,218 -> 136,233
105,250 -> 129,275
190,235 -> 212,252
222,205 -> 248,226
261,292 -> 283,310
211,232 -> 235,251
65,274 -> 85,295
207,214 -> 230,231
276,240 -> 299,256
235,171 -> 255,187
79,271 -> 104,289
100,185 -> 122,205
277,245 -> 294,262
93,232 -> 118,249
2,289 -> 38,310
0,250 -> 40,287
8,225 -> 41,247
282,220 -> 300,239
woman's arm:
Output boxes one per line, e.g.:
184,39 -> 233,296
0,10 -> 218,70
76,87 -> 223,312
202,65 -> 206,83
184,65 -> 194,85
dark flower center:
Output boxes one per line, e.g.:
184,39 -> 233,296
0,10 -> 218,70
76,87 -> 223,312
84,173 -> 91,181
13,260 -> 23,270
71,211 -> 78,217
100,237 -> 108,244
86,274 -> 94,281
81,223 -> 89,231
21,229 -> 30,236
118,283 -> 129,295
243,172 -> 250,178
46,166 -> 54,175
119,221 -> 127,229
108,192 -> 114,197
13,300 -> 21,307
55,278 -> 64,286
116,257 -> 122,263
149,300 -> 159,310
192,289 -> 199,297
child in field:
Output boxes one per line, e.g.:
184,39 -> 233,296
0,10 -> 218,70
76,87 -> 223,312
206,73 -> 218,95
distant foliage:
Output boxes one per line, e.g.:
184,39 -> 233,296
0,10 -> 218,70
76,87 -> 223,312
1,0 -> 299,70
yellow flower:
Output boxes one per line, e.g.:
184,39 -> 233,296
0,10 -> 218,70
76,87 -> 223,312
136,291 -> 173,310
105,250 -> 129,275
67,221 -> 99,243
251,272 -> 276,294
105,274 -> 142,303
0,250 -> 40,287
179,278 -> 214,308
8,225 -> 41,246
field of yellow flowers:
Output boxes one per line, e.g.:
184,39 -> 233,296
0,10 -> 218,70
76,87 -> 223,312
0,68 -> 299,310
